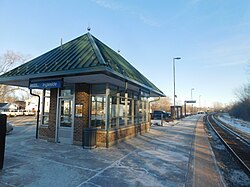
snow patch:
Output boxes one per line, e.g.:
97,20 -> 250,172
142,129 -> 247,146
218,113 -> 250,135
151,120 -> 175,126
229,170 -> 250,186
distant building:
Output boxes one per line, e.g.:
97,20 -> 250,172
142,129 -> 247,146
15,101 -> 26,110
0,32 -> 165,147
25,95 -> 39,112
0,103 -> 18,111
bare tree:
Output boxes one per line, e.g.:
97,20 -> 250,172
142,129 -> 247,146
0,50 -> 28,103
228,61 -> 250,121
151,97 -> 171,112
0,50 -> 25,75
230,82 -> 250,121
213,102 -> 224,112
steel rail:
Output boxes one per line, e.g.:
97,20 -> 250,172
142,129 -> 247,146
212,115 -> 250,146
206,114 -> 250,175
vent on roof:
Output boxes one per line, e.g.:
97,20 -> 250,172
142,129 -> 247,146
61,38 -> 63,50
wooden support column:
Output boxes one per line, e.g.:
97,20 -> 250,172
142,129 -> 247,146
125,93 -> 128,126
142,98 -> 145,123
131,98 -> 134,126
137,100 -> 140,125
116,93 -> 120,128
105,87 -> 110,148
146,99 -> 149,122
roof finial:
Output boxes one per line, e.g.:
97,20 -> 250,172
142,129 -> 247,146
87,26 -> 91,32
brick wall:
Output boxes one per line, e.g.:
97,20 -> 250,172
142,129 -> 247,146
96,130 -> 106,147
39,88 -> 57,141
73,83 -> 90,145
96,122 -> 150,147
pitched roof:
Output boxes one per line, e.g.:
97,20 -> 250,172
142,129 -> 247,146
0,103 -> 17,110
0,33 -> 164,96
0,103 -> 8,108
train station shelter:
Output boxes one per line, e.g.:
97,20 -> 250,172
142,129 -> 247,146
0,32 -> 164,147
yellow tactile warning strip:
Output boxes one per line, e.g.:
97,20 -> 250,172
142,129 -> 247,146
193,116 -> 225,187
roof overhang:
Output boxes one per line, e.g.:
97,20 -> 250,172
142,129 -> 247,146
0,66 -> 165,97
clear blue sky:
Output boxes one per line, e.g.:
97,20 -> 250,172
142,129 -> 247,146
0,0 -> 250,107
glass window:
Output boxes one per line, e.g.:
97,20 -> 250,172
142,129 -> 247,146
138,100 -> 143,123
126,97 -> 133,125
45,90 -> 50,97
108,93 -> 135,129
143,98 -> 147,122
60,99 -> 72,127
60,86 -> 73,97
41,89 -> 50,125
137,96 -> 146,123
119,97 -> 126,126
89,88 -> 147,129
75,104 -> 83,117
91,96 -> 106,128
109,94 -> 122,128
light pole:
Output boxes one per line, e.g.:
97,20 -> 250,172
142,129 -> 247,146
191,88 -> 195,100
173,57 -> 181,119
191,88 -> 194,114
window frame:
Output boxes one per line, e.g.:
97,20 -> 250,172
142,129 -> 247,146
41,89 -> 50,126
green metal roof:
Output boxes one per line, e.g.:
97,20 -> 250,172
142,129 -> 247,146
0,33 -> 164,96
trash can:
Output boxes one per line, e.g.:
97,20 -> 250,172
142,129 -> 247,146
0,114 -> 7,170
83,128 -> 97,149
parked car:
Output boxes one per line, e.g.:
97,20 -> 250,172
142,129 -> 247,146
1,110 -> 12,116
23,110 -> 35,116
151,110 -> 171,121
11,110 -> 24,116
6,121 -> 13,134
1,110 -> 24,117
197,111 -> 207,114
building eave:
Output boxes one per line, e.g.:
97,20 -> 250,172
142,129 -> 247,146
0,66 -> 165,97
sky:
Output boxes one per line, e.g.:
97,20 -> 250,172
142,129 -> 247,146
0,0 -> 250,107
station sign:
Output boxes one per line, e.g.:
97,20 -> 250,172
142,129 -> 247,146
185,100 -> 196,103
29,80 -> 62,89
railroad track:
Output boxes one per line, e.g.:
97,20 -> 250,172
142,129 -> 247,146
213,114 -> 250,141
206,114 -> 250,176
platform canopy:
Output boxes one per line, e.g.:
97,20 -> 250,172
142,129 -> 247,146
0,33 -> 164,97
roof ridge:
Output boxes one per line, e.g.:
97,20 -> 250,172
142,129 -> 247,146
87,32 -> 106,66
92,37 -> 163,93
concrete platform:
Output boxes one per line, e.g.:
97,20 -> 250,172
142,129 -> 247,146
186,116 -> 225,187
0,115 -> 225,187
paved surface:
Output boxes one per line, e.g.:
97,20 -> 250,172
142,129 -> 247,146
192,117 -> 225,187
0,115 -> 224,187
